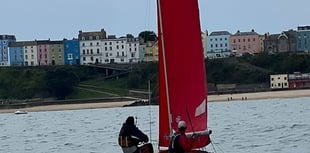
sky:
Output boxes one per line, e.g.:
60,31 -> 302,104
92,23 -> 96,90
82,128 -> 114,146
1,0 -> 310,41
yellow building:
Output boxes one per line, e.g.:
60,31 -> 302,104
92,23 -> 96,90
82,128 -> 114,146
143,41 -> 158,62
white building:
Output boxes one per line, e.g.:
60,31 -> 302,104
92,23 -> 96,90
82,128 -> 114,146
102,35 -> 140,64
23,41 -> 38,66
78,29 -> 106,65
270,74 -> 289,89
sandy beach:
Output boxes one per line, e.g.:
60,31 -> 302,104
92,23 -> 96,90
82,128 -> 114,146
1,89 -> 310,114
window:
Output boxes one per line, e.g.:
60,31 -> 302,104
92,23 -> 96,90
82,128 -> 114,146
68,53 -> 73,59
105,47 -> 107,51
253,38 -> 256,41
110,47 -> 112,51
90,43 -> 93,46
97,42 -> 99,46
91,49 -> 93,54
233,39 -> 236,43
83,50 -> 85,54
97,49 -> 100,54
82,43 -> 85,46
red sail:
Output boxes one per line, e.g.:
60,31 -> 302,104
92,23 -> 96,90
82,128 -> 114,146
158,0 -> 210,150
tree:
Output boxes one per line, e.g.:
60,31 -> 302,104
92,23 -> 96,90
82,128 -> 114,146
138,31 -> 157,43
45,68 -> 79,100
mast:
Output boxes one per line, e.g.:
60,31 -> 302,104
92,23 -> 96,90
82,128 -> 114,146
157,0 -> 173,136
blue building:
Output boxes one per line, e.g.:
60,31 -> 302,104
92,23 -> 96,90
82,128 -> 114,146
8,42 -> 24,66
206,31 -> 231,59
297,26 -> 310,52
64,39 -> 80,65
0,35 -> 16,66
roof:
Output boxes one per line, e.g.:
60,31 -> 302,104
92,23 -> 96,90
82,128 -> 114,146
9,41 -> 37,47
0,35 -> 16,40
209,31 -> 231,36
233,30 -> 259,36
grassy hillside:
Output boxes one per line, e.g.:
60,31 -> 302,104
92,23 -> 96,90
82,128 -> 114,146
1,53 -> 310,102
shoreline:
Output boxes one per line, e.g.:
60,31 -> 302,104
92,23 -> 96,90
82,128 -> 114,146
1,89 -> 310,114
208,89 -> 310,102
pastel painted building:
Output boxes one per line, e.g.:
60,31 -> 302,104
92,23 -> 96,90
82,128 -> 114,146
259,35 -> 265,52
49,41 -> 64,65
23,41 -> 38,66
143,41 -> 158,62
206,31 -> 231,58
102,35 -> 140,64
0,35 -> 16,66
37,40 -> 51,65
8,41 -> 24,66
297,26 -> 310,52
64,39 -> 80,65
202,31 -> 208,58
79,29 -> 106,65
230,30 -> 260,55
139,44 -> 146,63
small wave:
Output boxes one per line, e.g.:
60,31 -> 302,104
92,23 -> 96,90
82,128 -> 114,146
290,123 -> 308,129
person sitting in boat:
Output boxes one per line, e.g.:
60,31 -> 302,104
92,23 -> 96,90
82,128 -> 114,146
168,121 -> 196,153
118,116 -> 153,153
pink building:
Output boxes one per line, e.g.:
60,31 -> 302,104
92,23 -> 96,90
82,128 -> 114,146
230,29 -> 260,55
37,40 -> 51,65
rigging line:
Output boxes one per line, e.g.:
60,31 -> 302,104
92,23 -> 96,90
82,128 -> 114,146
148,80 -> 152,142
209,136 -> 226,153
186,108 -> 195,133
145,0 -> 150,30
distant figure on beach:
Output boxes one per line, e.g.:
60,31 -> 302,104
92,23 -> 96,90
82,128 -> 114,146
118,116 -> 153,153
168,121 -> 197,153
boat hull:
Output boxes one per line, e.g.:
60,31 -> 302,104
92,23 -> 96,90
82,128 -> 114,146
159,150 -> 209,153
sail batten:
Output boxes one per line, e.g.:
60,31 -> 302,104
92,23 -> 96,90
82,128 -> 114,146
158,0 -> 210,150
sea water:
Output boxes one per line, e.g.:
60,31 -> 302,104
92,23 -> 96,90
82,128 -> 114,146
0,97 -> 309,153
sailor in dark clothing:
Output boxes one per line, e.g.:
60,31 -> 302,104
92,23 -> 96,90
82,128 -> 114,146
118,116 -> 153,153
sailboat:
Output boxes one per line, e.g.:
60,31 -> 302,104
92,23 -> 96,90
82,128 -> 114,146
157,0 -> 211,152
